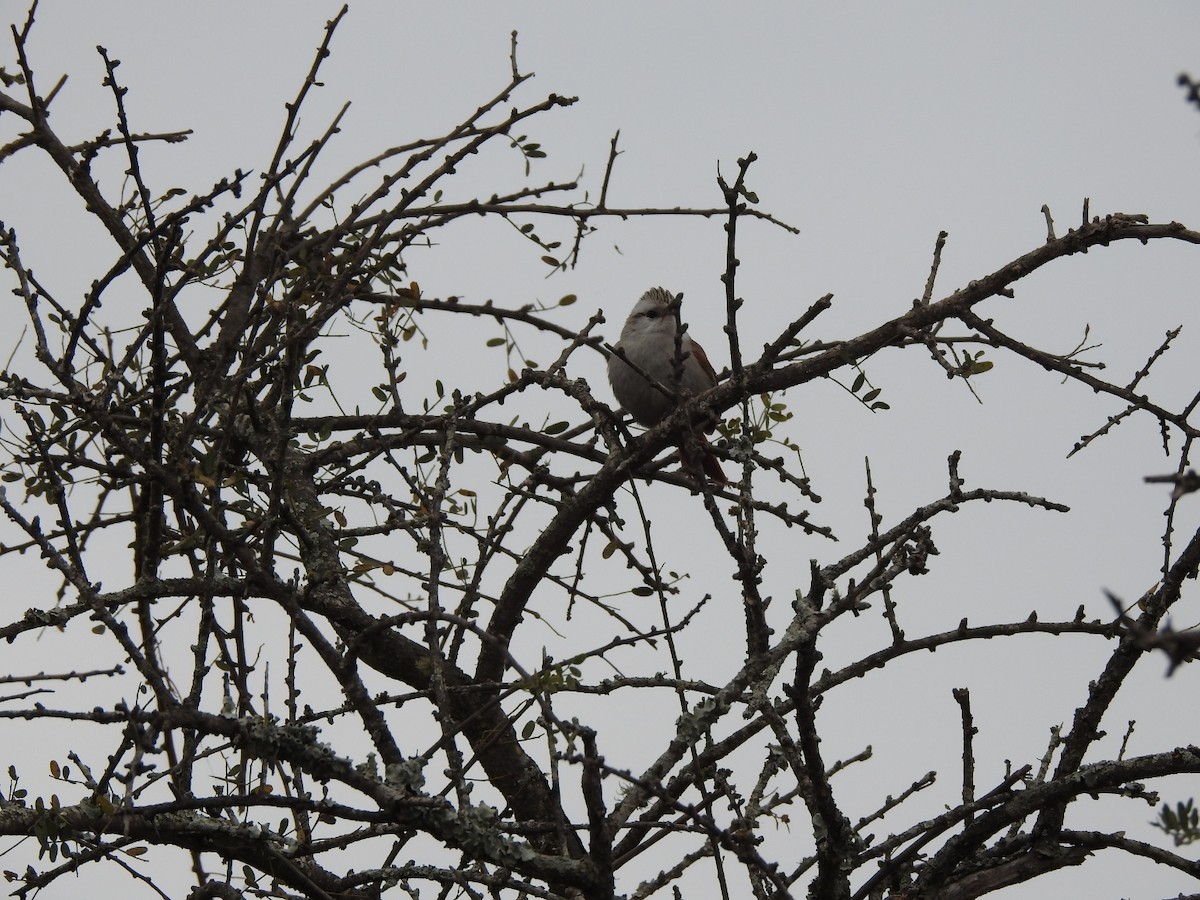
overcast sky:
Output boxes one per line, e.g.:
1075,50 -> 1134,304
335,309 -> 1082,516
5,4 -> 1200,898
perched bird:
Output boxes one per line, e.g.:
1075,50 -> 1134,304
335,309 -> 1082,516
608,287 -> 726,484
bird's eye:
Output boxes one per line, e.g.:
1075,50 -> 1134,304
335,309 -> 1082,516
644,309 -> 659,319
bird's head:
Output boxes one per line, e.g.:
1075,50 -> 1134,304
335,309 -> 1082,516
620,286 -> 684,340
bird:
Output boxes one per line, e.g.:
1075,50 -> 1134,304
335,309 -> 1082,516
608,287 -> 727,484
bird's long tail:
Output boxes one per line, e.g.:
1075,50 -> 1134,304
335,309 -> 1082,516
680,432 -> 727,485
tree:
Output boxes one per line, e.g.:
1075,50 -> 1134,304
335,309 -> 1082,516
1,6 -> 1199,899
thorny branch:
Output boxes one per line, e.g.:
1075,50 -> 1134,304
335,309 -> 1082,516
0,8 -> 1197,900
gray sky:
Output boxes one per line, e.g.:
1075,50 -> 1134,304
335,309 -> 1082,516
4,3 -> 1200,897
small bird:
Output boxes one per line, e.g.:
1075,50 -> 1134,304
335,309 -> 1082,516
608,287 -> 726,484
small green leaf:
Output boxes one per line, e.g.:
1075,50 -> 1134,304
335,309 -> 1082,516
1163,804 -> 1179,829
